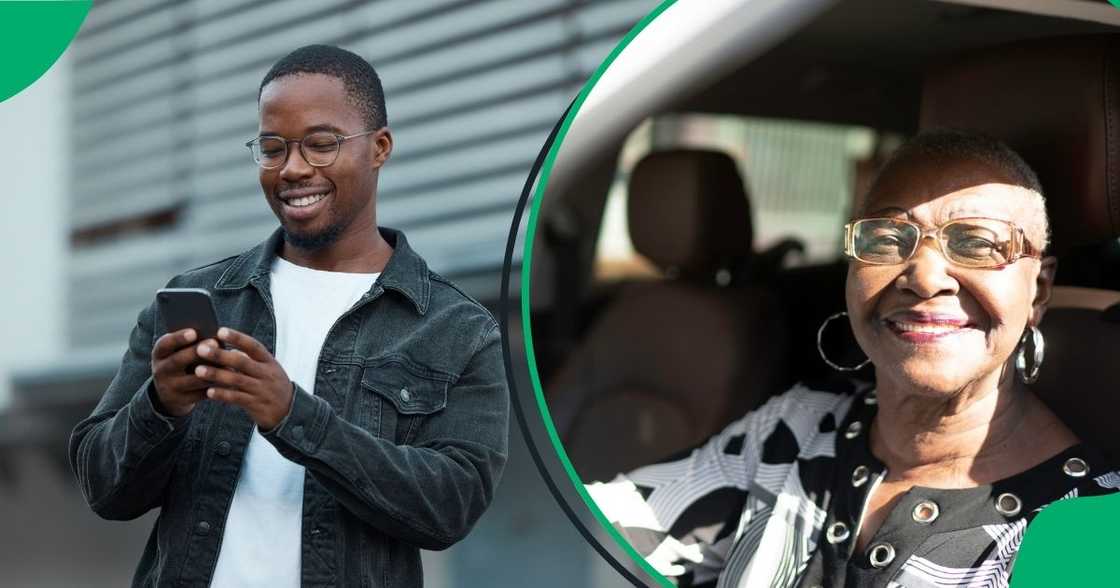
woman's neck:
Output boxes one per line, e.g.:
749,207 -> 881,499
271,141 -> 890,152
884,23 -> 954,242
869,368 -> 1077,486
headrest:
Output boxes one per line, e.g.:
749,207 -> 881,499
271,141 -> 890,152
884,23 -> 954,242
919,35 -> 1120,255
628,149 -> 753,274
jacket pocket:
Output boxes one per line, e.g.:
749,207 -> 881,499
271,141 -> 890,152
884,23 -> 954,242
360,357 -> 450,444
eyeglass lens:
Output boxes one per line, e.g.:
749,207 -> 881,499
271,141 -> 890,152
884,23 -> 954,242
853,218 -> 1015,267
251,132 -> 340,168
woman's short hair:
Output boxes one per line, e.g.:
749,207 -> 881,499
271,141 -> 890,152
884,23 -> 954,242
866,129 -> 1050,251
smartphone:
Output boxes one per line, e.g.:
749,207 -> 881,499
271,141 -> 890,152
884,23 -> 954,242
156,288 -> 221,341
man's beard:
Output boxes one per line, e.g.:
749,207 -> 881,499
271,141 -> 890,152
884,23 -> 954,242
282,219 -> 346,251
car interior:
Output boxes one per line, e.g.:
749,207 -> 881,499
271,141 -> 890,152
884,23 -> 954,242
530,0 -> 1120,483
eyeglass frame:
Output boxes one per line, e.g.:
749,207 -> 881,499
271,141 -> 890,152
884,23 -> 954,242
842,216 -> 1044,269
244,129 -> 381,169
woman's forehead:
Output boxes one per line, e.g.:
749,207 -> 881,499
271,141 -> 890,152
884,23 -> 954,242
864,157 -> 1038,223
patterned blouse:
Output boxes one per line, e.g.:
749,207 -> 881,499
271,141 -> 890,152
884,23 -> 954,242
587,379 -> 1120,587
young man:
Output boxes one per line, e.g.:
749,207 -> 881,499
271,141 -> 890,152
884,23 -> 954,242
69,45 -> 509,587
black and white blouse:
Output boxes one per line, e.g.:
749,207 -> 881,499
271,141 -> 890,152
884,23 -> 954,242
586,379 -> 1119,587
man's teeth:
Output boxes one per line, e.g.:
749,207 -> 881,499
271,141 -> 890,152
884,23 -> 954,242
891,321 -> 964,333
286,193 -> 328,207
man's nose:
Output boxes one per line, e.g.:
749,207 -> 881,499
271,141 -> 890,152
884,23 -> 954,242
895,237 -> 960,298
279,142 -> 313,181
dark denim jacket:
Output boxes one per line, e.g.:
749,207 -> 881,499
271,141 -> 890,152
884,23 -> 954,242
69,227 -> 509,587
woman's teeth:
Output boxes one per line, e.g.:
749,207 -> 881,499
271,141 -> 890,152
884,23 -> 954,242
890,321 -> 964,334
287,192 -> 328,207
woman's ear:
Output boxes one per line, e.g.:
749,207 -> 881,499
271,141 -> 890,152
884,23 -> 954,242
371,128 -> 393,168
1031,255 -> 1058,326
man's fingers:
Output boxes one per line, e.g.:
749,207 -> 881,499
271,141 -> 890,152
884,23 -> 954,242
217,327 -> 272,362
152,329 -> 197,360
194,365 -> 255,392
196,341 -> 259,376
206,386 -> 253,408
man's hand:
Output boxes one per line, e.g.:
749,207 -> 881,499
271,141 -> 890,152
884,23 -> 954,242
151,328 -> 211,417
194,327 -> 294,431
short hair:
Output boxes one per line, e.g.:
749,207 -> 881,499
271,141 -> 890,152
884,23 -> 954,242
258,44 -> 387,130
866,129 -> 1050,251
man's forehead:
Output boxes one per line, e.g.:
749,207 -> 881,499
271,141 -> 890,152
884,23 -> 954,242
258,73 -> 360,132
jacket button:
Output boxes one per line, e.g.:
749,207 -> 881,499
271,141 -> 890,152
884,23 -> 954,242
216,441 -> 231,456
399,388 -> 411,402
196,521 -> 211,535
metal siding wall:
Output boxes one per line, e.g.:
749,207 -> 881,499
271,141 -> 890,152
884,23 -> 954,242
68,0 -> 656,350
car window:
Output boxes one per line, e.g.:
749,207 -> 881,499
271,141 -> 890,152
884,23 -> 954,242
593,114 -> 894,282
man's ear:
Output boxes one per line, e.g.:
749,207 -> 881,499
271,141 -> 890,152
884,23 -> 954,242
1031,255 -> 1058,326
371,128 -> 393,168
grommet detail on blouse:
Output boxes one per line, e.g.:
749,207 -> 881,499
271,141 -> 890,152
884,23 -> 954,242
826,521 -> 850,544
868,542 -> 896,568
851,465 -> 870,488
912,500 -> 939,524
844,421 -> 862,439
864,392 -> 877,405
1062,457 -> 1089,478
995,492 -> 1022,517
399,388 -> 411,402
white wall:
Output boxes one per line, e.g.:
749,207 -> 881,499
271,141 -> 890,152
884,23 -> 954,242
0,54 -> 69,407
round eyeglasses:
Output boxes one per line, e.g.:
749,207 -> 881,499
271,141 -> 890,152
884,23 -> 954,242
245,129 -> 379,169
843,217 -> 1042,269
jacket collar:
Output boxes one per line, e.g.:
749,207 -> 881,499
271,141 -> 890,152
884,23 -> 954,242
214,226 -> 430,314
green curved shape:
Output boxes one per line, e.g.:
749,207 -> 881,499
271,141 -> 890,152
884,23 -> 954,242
1010,494 -> 1120,587
1110,0 -> 1120,8
0,1 -> 91,103
520,1 -> 678,586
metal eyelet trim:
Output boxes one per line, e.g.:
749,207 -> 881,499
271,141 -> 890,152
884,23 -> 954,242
826,521 -> 850,544
1062,457 -> 1089,478
851,465 -> 870,488
868,542 -> 896,568
911,500 -> 939,524
864,392 -> 878,405
995,492 -> 1022,517
844,421 -> 863,439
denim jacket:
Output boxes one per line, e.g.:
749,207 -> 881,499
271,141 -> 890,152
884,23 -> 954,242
69,227 -> 509,587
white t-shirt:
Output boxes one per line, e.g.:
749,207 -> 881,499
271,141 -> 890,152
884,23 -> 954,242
210,256 -> 379,587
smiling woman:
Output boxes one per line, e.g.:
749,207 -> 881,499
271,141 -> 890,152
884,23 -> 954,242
584,130 -> 1118,588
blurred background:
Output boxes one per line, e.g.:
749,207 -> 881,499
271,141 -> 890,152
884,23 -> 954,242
0,1 -> 660,586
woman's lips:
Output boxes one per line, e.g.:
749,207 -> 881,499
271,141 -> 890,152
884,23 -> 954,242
882,311 -> 976,344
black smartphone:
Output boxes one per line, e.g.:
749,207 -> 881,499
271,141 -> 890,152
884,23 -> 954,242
156,288 -> 221,341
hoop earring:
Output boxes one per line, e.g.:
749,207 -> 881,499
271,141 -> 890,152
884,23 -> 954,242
817,311 -> 871,372
1015,325 -> 1045,384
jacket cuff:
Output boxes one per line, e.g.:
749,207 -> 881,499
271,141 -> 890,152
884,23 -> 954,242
131,378 -> 191,442
260,382 -> 330,457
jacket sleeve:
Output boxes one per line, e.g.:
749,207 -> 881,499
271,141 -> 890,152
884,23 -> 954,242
261,319 -> 510,550
68,295 -> 193,521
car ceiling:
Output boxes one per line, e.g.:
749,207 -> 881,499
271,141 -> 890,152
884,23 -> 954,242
672,0 -> 1119,132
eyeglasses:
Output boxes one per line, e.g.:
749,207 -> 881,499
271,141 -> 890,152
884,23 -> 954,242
245,129 -> 379,169
843,217 -> 1042,269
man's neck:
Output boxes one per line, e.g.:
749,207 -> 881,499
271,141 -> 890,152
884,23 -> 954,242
869,369 -> 1076,486
281,221 -> 393,274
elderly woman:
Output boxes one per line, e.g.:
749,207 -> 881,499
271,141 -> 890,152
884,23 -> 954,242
587,130 -> 1119,588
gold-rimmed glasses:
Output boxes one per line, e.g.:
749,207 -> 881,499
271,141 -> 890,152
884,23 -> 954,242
843,217 -> 1043,269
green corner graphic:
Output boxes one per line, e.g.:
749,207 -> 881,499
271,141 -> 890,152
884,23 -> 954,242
1010,493 -> 1120,587
0,1 -> 91,103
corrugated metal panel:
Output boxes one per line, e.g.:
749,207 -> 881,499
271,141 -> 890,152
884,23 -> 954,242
67,0 -> 656,350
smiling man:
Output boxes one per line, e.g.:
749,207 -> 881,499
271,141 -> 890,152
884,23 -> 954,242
69,45 -> 509,587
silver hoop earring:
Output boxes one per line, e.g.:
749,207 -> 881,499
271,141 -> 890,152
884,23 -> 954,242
1015,325 -> 1045,384
817,311 -> 871,372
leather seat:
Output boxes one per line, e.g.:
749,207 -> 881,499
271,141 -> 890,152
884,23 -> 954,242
920,35 -> 1120,457
546,149 -> 792,481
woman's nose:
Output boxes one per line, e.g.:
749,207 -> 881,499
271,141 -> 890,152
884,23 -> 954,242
895,238 -> 959,298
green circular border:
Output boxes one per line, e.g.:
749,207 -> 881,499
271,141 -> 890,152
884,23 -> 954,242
0,0 -> 91,103
519,0 -> 677,585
